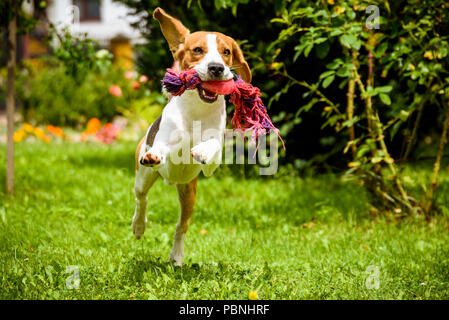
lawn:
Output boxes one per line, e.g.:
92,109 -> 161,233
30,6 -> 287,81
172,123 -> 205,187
0,141 -> 448,299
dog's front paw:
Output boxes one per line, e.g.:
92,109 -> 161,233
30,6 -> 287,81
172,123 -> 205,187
191,141 -> 220,165
132,214 -> 147,239
139,148 -> 164,168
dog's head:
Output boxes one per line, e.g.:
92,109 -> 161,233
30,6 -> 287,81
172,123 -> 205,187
153,8 -> 251,89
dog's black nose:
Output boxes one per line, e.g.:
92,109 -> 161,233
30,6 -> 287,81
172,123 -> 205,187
208,62 -> 224,78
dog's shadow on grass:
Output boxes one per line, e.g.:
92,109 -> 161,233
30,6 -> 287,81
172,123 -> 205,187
124,255 -> 252,284
68,147 -> 135,175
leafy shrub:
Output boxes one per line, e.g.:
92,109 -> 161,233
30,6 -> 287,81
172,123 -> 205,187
266,0 -> 449,214
17,62 -> 165,128
49,27 -> 111,84
15,26 -> 165,128
17,63 -> 124,126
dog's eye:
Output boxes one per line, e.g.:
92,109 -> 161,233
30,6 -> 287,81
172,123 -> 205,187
223,49 -> 231,56
193,47 -> 203,54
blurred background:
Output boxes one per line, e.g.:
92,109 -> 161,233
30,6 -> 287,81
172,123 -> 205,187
1,0 -> 449,213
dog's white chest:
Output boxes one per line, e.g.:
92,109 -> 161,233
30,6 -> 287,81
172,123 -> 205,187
140,90 -> 226,184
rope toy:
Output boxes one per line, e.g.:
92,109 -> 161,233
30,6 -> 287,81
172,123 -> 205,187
162,68 -> 285,149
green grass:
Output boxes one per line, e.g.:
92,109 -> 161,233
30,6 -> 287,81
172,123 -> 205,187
0,141 -> 448,300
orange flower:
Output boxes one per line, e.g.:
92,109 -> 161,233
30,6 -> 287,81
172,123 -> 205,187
46,125 -> 64,138
32,127 -> 51,142
33,127 -> 45,138
14,129 -> 26,142
23,123 -> 34,133
85,118 -> 102,135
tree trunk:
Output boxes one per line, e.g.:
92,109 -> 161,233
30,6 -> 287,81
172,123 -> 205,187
346,50 -> 357,158
6,8 -> 16,195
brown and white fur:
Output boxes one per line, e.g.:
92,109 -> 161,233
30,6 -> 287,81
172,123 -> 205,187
132,8 -> 251,266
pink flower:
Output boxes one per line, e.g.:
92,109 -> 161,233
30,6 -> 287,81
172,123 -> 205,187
139,75 -> 148,83
132,81 -> 140,90
125,71 -> 136,79
96,123 -> 120,144
109,85 -> 122,97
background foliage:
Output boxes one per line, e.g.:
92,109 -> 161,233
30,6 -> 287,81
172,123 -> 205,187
116,0 -> 448,164
9,27 -> 165,128
2,0 -> 449,214
114,0 -> 449,214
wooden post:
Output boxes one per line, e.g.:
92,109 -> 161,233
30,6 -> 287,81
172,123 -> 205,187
6,5 -> 16,194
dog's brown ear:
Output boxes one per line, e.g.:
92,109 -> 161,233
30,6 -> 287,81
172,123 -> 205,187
153,8 -> 190,57
232,40 -> 252,83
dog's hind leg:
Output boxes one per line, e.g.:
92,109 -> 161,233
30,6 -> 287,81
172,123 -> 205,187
132,165 -> 159,239
169,176 -> 198,266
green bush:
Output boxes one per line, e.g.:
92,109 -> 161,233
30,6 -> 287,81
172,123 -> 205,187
14,27 -> 165,128
17,64 -> 125,126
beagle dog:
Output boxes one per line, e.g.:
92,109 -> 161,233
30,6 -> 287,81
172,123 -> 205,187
132,8 -> 251,266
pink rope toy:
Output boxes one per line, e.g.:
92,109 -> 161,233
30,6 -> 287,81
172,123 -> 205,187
162,68 -> 285,149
